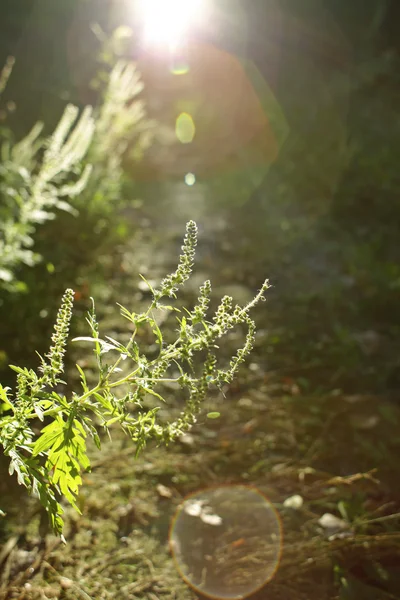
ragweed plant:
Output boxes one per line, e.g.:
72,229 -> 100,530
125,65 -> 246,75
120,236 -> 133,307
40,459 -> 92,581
0,46 -> 153,289
0,98 -> 95,285
0,221 -> 269,538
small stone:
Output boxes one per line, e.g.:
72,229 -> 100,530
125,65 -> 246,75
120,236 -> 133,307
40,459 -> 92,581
156,484 -> 173,498
283,495 -> 304,510
60,577 -> 73,589
242,418 -> 258,434
43,585 -> 61,597
350,414 -> 380,430
318,513 -> 348,532
353,330 -> 381,356
271,463 -> 287,473
179,433 -> 195,446
140,462 -> 154,471
344,394 -> 368,404
238,397 -> 253,408
108,483 -> 120,493
200,510 -> 223,526
184,500 -> 204,517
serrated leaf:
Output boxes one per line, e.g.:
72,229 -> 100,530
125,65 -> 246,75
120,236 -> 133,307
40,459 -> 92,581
38,400 -> 53,410
73,419 -> 87,438
32,418 -> 63,456
77,450 -> 90,471
0,385 -> 13,409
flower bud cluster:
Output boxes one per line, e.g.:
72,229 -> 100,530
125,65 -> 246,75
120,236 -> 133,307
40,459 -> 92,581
44,288 -> 75,382
156,220 -> 198,299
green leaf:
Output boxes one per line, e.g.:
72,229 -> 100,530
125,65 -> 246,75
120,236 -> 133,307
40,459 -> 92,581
151,318 -> 163,347
73,419 -> 87,439
42,418 -> 91,513
72,336 -> 103,345
158,305 -> 178,312
9,365 -> 26,375
51,391 -> 69,409
92,391 -> 113,412
105,415 -> 123,427
134,313 -> 150,326
338,500 -> 349,521
117,303 -> 135,322
128,341 -> 139,362
93,431 -> 101,449
142,386 -> 166,403
76,364 -> 88,393
32,418 -> 64,456
139,274 -> 156,295
0,384 -> 13,410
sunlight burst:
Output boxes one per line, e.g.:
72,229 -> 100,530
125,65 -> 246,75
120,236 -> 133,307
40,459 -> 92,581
138,0 -> 204,46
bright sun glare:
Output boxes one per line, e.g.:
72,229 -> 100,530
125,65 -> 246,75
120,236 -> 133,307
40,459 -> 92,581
138,0 -> 204,46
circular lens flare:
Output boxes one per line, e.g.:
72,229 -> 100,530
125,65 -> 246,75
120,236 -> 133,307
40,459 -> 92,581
185,173 -> 196,186
169,485 -> 282,599
176,112 -> 196,144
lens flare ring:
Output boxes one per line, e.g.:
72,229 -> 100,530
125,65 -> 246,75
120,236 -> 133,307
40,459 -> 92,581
169,484 -> 282,600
